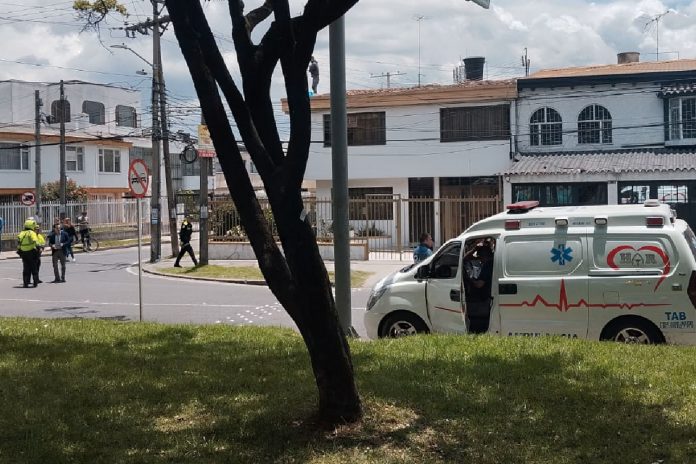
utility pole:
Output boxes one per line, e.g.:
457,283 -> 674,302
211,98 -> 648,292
199,116 -> 209,266
369,71 -> 405,89
521,48 -> 530,76
329,16 -> 354,336
34,90 -> 42,220
59,80 -> 67,220
158,46 -> 179,258
124,6 -> 173,262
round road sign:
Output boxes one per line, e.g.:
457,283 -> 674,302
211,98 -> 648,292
21,191 -> 35,206
128,159 -> 150,198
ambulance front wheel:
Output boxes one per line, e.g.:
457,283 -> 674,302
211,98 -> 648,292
601,317 -> 664,345
380,312 -> 429,338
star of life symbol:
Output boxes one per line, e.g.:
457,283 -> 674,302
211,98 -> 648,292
551,244 -> 573,266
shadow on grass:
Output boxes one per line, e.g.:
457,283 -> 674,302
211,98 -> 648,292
0,323 -> 694,463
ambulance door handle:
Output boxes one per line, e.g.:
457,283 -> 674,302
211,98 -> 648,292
450,290 -> 461,302
499,283 -> 517,295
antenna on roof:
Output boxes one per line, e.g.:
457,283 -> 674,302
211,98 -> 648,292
642,10 -> 671,61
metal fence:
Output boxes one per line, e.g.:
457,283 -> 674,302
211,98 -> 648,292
209,196 -> 501,260
0,198 -> 171,238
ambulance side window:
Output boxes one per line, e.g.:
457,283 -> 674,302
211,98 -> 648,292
431,242 -> 462,279
591,237 -> 674,271
504,238 -> 584,276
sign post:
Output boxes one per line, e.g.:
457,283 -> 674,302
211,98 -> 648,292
129,159 -> 150,322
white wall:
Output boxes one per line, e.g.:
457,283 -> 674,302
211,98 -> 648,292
306,102 -> 513,181
516,82 -> 664,152
0,141 -> 128,189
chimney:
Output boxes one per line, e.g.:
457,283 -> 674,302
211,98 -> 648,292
463,56 -> 485,80
617,52 -> 640,64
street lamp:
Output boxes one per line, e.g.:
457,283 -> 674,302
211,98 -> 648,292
111,44 -> 179,263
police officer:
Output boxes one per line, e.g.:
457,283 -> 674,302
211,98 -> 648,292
34,224 -> 46,285
174,215 -> 198,268
17,219 -> 40,288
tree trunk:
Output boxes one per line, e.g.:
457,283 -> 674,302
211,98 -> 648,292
165,0 -> 363,424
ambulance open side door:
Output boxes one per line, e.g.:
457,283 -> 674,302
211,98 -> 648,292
423,240 -> 467,334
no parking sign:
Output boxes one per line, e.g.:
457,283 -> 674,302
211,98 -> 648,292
128,159 -> 149,198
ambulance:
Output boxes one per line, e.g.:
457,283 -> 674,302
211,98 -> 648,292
364,200 -> 696,344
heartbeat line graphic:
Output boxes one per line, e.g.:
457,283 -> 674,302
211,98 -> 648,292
499,280 -> 670,312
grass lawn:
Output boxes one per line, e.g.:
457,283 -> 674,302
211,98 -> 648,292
158,264 -> 373,288
1,319 -> 695,463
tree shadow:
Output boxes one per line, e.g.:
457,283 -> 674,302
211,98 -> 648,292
0,326 -> 694,463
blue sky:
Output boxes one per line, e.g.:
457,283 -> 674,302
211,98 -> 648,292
1,0 -> 695,137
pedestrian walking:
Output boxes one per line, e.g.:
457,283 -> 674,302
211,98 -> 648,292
174,215 -> 198,268
63,218 -> 78,261
34,224 -> 46,285
47,223 -> 69,283
16,219 -> 40,288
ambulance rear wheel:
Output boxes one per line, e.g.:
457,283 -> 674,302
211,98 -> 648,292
602,318 -> 664,345
380,312 -> 429,338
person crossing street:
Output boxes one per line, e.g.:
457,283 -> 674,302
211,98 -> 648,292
174,215 -> 197,268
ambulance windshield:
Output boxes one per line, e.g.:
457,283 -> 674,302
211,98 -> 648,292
684,227 -> 696,260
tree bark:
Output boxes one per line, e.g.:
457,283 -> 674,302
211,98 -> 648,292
166,0 -> 362,423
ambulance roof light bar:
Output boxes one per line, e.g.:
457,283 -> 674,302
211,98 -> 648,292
506,200 -> 540,214
644,199 -> 661,207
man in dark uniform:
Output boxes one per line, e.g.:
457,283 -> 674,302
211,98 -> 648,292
174,215 -> 198,268
308,56 -> 319,94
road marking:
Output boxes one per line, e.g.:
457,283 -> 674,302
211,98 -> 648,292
0,298 -> 260,309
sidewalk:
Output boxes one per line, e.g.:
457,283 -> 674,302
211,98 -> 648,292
142,255 -> 409,288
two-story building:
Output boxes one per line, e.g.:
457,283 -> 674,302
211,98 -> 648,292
294,77 -> 516,248
0,80 -> 147,202
505,54 -> 696,227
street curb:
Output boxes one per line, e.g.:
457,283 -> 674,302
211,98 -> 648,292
141,265 -> 269,286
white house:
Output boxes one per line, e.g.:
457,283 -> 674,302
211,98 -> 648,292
0,80 -> 143,202
284,78 -> 517,247
504,54 -> 696,228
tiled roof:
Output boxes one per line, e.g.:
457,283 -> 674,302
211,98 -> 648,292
661,82 -> 696,96
524,59 -> 696,80
505,150 -> 696,176
341,79 -> 517,97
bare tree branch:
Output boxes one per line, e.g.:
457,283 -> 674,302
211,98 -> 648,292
245,0 -> 274,34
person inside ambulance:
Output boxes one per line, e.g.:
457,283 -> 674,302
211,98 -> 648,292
463,238 -> 495,333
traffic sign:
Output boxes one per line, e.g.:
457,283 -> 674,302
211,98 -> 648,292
20,191 -> 35,206
197,124 -> 216,158
128,159 -> 150,198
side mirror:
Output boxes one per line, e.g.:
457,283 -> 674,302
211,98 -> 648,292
415,266 -> 430,280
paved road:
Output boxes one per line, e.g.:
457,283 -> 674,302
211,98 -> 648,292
0,247 -> 400,338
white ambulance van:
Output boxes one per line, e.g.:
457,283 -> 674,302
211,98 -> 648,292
364,200 -> 696,344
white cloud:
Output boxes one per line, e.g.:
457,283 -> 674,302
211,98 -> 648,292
1,0 -> 696,135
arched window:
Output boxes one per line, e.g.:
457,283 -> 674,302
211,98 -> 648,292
50,99 -> 71,123
578,104 -> 612,144
116,105 -> 137,128
530,107 -> 562,146
82,100 -> 105,125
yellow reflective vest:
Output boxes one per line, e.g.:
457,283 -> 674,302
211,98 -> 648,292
17,230 -> 38,252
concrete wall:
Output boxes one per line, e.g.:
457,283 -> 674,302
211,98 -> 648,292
209,240 -> 369,261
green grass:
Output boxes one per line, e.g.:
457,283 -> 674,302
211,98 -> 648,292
0,319 -> 695,463
158,264 -> 373,287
